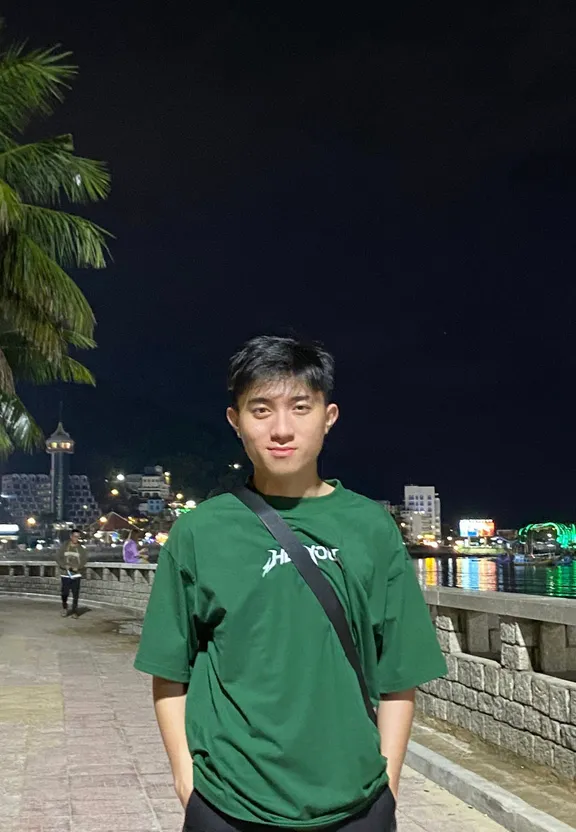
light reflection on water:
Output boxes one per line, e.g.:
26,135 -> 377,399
414,556 -> 576,598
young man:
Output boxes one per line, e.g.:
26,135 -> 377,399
55,528 -> 87,618
134,336 -> 447,832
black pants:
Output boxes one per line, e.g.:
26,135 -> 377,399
183,787 -> 396,832
61,577 -> 81,611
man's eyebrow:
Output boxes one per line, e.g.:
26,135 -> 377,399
246,397 -> 272,406
246,394 -> 312,406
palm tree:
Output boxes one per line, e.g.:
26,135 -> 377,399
0,24 -> 111,456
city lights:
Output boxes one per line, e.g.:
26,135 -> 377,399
26,517 -> 36,527
110,488 -> 119,496
116,473 -> 125,482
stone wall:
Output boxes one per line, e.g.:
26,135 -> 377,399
2,562 -> 576,782
0,561 -> 154,611
419,587 -> 576,782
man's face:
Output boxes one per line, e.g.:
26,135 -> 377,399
70,533 -> 80,545
227,378 -> 339,479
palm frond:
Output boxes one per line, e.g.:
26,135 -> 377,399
0,346 -> 15,394
22,205 -> 111,268
0,292 -> 90,362
60,329 -> 97,350
0,332 -> 95,386
0,176 -> 21,231
0,391 -> 44,456
0,44 -> 76,133
0,135 -> 110,204
1,232 -> 96,336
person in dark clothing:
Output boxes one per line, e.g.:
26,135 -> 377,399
55,529 -> 87,618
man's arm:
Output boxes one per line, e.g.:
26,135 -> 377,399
378,688 -> 416,799
152,676 -> 194,808
78,546 -> 88,571
54,544 -> 66,570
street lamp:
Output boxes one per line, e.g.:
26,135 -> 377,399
99,516 -> 107,524
27,517 -> 36,527
176,492 -> 184,501
116,473 -> 125,482
110,488 -> 119,496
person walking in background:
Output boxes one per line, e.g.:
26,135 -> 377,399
135,335 -> 447,832
123,529 -> 148,563
55,529 -> 87,619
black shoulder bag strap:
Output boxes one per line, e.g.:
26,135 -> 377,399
231,486 -> 377,726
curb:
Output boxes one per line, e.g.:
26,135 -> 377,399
406,740 -> 574,832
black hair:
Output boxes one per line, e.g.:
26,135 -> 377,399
70,529 -> 81,535
228,336 -> 335,408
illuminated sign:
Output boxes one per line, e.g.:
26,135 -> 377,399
459,519 -> 495,538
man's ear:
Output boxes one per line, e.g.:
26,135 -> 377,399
325,403 -> 339,434
226,407 -> 240,436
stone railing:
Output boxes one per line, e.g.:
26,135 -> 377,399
0,560 -> 155,611
419,586 -> 576,782
2,562 -> 575,781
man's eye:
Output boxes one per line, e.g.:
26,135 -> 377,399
253,407 -> 269,416
294,405 -> 311,412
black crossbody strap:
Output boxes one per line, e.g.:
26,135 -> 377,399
231,486 -> 377,726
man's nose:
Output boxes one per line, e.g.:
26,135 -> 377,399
270,412 -> 295,443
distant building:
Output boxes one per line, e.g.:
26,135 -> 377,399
124,465 -> 171,500
1,472 -> 99,527
67,475 -> 101,527
404,485 -> 441,542
139,498 -> 165,515
1,421 -> 100,528
1,474 -> 51,522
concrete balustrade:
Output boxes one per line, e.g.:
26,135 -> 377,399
420,587 -> 576,781
0,560 -> 155,611
1,562 -> 576,782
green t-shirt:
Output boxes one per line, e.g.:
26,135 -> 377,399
134,481 -> 446,827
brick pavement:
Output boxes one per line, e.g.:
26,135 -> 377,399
0,596 -> 504,832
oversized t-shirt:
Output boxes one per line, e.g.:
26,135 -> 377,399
134,481 -> 446,827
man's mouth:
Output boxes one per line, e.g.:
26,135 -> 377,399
267,448 -> 296,458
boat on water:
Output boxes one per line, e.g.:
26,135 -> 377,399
493,551 -> 575,567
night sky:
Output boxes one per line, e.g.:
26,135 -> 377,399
3,2 -> 576,528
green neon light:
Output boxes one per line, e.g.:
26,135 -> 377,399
518,522 -> 576,549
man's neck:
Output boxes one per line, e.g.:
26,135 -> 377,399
252,467 -> 334,499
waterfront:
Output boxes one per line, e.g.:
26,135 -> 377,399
415,555 -> 576,598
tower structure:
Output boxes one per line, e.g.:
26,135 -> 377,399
46,422 -> 75,522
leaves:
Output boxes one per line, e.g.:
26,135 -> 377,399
22,206 -> 111,268
0,178 -> 21,231
0,27 -> 111,455
0,43 -> 76,134
1,233 -> 96,338
0,392 -> 44,456
0,331 -> 95,386
0,346 -> 15,394
0,135 -> 110,205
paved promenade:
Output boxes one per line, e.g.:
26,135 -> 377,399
0,597 -> 504,832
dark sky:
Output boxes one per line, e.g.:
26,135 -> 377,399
3,1 -> 576,527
